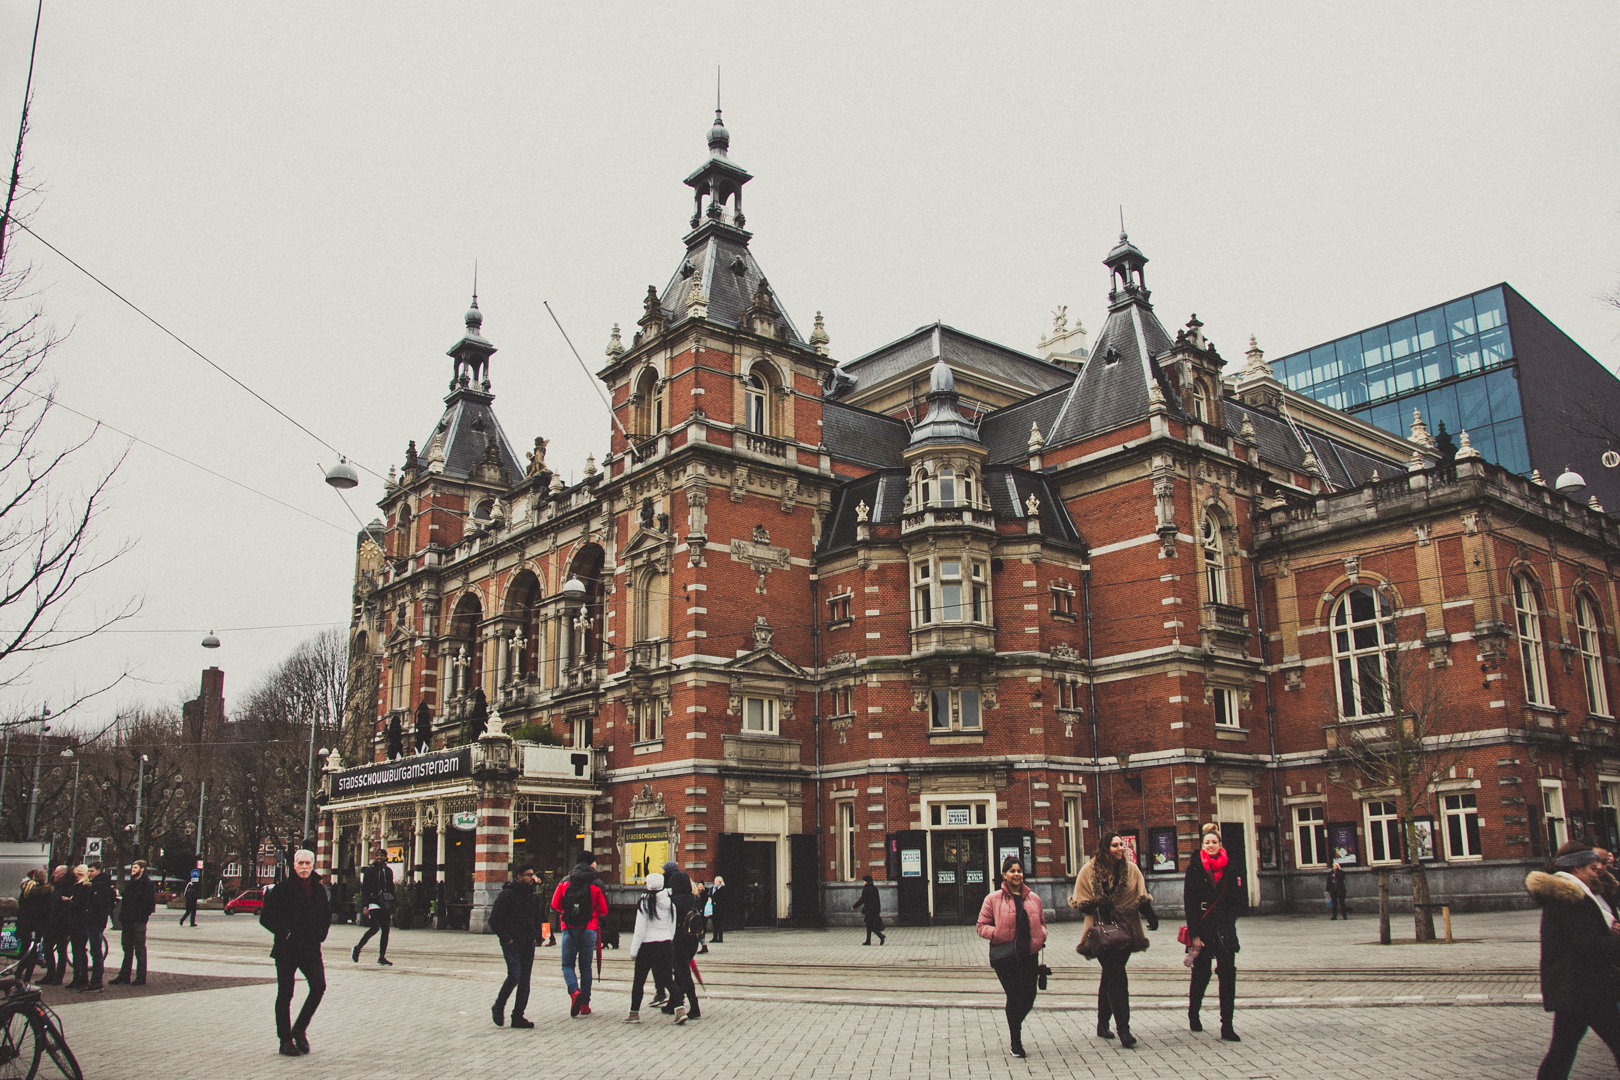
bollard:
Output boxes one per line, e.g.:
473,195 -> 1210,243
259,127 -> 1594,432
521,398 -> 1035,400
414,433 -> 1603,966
1441,904 -> 1452,944
1378,870 -> 1391,945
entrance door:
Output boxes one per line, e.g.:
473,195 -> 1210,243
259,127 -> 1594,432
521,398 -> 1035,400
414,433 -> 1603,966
740,840 -> 777,927
930,830 -> 989,924
889,831 -> 930,926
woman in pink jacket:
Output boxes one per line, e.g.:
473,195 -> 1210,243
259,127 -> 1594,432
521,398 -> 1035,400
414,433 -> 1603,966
976,855 -> 1047,1058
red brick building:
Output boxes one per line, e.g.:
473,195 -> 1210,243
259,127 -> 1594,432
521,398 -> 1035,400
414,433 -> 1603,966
320,112 -> 1620,927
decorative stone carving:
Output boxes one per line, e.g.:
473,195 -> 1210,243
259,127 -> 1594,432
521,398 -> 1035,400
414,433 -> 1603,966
855,500 -> 870,523
752,615 -> 774,650
730,466 -> 749,503
629,783 -> 667,820
1344,556 -> 1360,583
1025,493 -> 1041,517
525,437 -> 548,477
779,477 -> 798,514
809,311 -> 830,356
730,533 -> 791,594
1052,644 -> 1079,661
1028,422 -> 1045,454
605,323 -> 625,359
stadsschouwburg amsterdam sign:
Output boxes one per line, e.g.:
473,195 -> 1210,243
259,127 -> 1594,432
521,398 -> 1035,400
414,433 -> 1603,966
333,747 -> 473,798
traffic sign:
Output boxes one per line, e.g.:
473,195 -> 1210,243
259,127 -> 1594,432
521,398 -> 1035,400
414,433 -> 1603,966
84,837 -> 103,861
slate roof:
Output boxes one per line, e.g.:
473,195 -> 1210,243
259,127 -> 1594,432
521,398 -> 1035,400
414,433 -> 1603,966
979,385 -> 1070,465
1224,399 -> 1400,489
820,399 -> 911,468
817,467 -> 1084,555
423,389 -> 525,485
829,323 -> 1073,403
657,224 -> 804,346
1046,297 -> 1181,446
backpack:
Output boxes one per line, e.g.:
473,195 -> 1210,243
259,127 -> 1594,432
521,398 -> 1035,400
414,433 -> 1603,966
671,887 -> 701,940
560,878 -> 595,929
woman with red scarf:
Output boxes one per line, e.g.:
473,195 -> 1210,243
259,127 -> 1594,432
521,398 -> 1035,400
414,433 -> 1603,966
1183,822 -> 1245,1042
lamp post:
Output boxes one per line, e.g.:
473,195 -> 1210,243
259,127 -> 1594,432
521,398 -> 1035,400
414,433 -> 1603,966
132,753 -> 149,858
60,749 -> 79,864
24,705 -> 50,840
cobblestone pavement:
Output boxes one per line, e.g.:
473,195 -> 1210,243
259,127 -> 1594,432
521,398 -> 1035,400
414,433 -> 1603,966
52,908 -> 1613,1079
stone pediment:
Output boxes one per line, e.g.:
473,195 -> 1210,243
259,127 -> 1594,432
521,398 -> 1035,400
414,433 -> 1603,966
723,648 -> 808,679
621,528 -> 674,565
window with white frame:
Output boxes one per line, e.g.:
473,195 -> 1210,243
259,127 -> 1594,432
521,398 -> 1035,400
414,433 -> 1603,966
632,698 -> 662,742
1063,796 -> 1084,875
1577,594 -> 1611,716
1212,687 -> 1240,728
835,800 -> 856,882
1365,800 -> 1402,864
827,592 -> 853,626
1201,515 -> 1227,604
1332,586 -> 1396,718
1294,805 -> 1328,867
743,696 -> 778,735
830,686 -> 854,716
389,655 -> 409,711
1051,581 -> 1075,617
1541,780 -> 1567,851
930,687 -> 981,731
223,862 -> 241,879
1442,792 -> 1481,859
1514,574 -> 1550,706
745,371 -> 770,434
912,558 -> 988,626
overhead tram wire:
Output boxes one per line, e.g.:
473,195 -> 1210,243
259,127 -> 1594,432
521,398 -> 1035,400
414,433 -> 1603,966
7,218 -> 383,483
544,301 -> 631,442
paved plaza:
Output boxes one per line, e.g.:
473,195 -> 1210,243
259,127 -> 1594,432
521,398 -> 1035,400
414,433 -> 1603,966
49,907 -> 1617,1079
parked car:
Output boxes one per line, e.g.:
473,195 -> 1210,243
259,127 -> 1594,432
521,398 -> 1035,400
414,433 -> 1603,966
224,887 -> 268,915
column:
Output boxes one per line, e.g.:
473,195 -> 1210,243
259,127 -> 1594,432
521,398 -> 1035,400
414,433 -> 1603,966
316,810 -> 333,880
468,791 -> 513,934
412,802 -> 424,882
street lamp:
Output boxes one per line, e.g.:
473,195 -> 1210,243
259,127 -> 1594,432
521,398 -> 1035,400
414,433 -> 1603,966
60,749 -> 79,864
24,704 -> 49,840
132,753 -> 149,858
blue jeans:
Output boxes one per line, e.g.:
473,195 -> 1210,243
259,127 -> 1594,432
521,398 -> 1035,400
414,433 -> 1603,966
496,939 -> 535,1018
559,929 -> 596,1003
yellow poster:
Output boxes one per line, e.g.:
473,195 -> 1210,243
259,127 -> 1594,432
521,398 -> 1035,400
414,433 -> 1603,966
623,827 -> 670,885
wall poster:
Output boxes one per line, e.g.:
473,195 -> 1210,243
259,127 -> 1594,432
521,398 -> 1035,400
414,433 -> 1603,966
1148,827 -> 1179,873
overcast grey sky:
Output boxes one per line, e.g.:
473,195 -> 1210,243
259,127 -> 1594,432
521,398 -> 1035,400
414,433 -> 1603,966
1,3 -> 1616,730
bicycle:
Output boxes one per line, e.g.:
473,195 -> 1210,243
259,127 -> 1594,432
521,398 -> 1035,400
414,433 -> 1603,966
0,948 -> 81,1080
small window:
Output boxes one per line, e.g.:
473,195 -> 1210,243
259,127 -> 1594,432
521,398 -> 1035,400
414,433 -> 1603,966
930,802 -> 988,826
1541,781 -> 1567,851
743,696 -> 778,735
634,698 -> 662,742
938,468 -> 957,507
746,372 -> 769,434
827,592 -> 853,625
1441,792 -> 1481,859
913,562 -> 933,626
1212,687 -> 1240,728
1294,805 -> 1327,868
1051,582 -> 1075,617
930,688 -> 981,731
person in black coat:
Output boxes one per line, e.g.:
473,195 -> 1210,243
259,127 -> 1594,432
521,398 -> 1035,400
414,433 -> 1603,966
39,866 -> 71,985
1326,862 -> 1348,920
260,850 -> 330,1056
351,850 -> 394,965
110,860 -> 157,985
853,875 -> 886,945
77,863 -> 115,991
1528,846 -> 1620,1080
15,870 -> 49,982
707,876 -> 725,943
1183,823 -> 1246,1042
487,865 -> 541,1028
180,877 -> 200,927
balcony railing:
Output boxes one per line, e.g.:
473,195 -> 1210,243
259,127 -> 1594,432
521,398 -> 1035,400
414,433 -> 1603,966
743,432 -> 788,459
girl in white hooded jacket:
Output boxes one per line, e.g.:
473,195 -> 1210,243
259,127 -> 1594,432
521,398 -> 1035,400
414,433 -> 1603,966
624,872 -> 676,1023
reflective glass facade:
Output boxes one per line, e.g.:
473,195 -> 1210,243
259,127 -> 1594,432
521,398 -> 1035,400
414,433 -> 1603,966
1274,286 -> 1528,475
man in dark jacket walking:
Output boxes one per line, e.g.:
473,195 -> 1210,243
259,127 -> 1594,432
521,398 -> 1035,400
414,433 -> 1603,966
1326,862 -> 1348,920
110,860 -> 156,985
351,849 -> 394,966
260,849 -> 330,1057
80,862 -> 115,992
1528,845 -> 1620,1080
180,877 -> 199,927
488,865 -> 541,1029
854,875 -> 886,945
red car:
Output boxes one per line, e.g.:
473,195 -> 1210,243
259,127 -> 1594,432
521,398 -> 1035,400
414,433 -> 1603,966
224,888 -> 267,915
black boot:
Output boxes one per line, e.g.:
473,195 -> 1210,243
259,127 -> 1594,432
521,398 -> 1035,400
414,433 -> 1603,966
1220,1019 -> 1241,1042
1114,996 -> 1135,1048
1096,1019 -> 1115,1040
1188,1000 -> 1203,1032
1009,1026 -> 1025,1058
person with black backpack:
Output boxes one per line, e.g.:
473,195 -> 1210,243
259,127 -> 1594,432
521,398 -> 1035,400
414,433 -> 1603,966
351,849 -> 395,966
661,859 -> 702,1023
549,852 -> 607,1017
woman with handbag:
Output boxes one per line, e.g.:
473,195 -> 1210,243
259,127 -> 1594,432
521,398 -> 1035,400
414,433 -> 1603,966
975,855 -> 1047,1058
1184,823 -> 1245,1042
1070,831 -> 1157,1048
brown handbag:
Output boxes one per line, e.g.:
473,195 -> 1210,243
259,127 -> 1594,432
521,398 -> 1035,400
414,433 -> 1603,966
1078,920 -> 1133,957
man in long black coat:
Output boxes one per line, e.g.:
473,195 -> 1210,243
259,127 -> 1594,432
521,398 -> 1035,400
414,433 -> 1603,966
260,849 -> 331,1057
854,875 -> 886,945
1528,846 -> 1620,1080
110,860 -> 157,985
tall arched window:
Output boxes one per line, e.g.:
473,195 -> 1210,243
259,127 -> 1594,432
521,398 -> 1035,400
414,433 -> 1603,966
1514,574 -> 1549,706
961,470 -> 975,508
915,468 -> 932,508
938,468 -> 957,507
1577,593 -> 1609,716
634,566 -> 667,643
1201,515 -> 1227,605
746,371 -> 769,434
394,503 -> 413,560
1332,586 -> 1395,718
1192,380 -> 1211,422
633,368 -> 662,437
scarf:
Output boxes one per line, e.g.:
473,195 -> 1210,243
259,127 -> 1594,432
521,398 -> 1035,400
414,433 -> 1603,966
1011,886 -> 1031,958
1201,848 -> 1228,884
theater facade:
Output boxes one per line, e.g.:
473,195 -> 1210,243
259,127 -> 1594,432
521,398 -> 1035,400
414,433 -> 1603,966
319,111 -> 1620,929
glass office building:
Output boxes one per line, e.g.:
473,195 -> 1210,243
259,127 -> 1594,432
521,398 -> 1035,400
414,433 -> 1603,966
1274,286 -> 1528,474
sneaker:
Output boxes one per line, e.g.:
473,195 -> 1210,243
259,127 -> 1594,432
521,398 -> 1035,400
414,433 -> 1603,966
674,1006 -> 688,1025
351,945 -> 361,963
510,1016 -> 534,1029
570,990 -> 582,1017
492,1005 -> 504,1027
292,1032 -> 309,1054
377,957 -> 393,966
623,1011 -> 641,1023
650,994 -> 667,1007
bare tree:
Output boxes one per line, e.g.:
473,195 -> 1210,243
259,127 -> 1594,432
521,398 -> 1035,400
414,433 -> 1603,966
72,709 -> 188,881
1326,599 -> 1467,943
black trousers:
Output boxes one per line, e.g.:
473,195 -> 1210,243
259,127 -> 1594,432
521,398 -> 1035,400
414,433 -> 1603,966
356,909 -> 390,958
1330,894 -> 1348,918
1097,952 -> 1131,1032
630,939 -> 672,1011
864,917 -> 886,944
14,932 -> 37,982
669,937 -> 700,1014
180,900 -> 197,926
274,950 -> 326,1041
41,933 -> 67,982
116,921 -> 148,980
991,951 -> 1039,1040
68,930 -> 88,986
1537,1005 -> 1620,1080
1189,929 -> 1237,1025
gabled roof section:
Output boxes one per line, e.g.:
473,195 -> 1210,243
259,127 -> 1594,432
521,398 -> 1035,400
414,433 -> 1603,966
821,399 -> 911,469
423,390 -> 524,485
722,647 -> 809,678
829,323 -> 1073,404
1224,400 -> 1400,489
816,467 -> 1085,555
979,384 -> 1070,464
1045,300 -> 1179,446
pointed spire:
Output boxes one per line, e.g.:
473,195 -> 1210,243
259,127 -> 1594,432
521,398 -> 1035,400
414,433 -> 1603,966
908,358 -> 979,447
1242,334 -> 1273,380
1455,430 -> 1483,460
809,311 -> 830,356
605,323 -> 625,359
1408,408 -> 1436,450
1028,421 -> 1046,454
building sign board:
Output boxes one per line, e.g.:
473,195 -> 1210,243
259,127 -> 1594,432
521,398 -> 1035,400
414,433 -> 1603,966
451,811 -> 478,831
623,827 -> 670,885
900,848 -> 923,878
333,748 -> 472,798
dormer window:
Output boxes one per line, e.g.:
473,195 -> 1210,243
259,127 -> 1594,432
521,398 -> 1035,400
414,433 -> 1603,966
1193,381 -> 1211,422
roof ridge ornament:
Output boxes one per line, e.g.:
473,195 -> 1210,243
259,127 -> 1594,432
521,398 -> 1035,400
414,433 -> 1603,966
1241,334 -> 1273,380
809,311 -> 831,356
605,323 -> 625,359
1455,429 -> 1483,461
1408,408 -> 1436,450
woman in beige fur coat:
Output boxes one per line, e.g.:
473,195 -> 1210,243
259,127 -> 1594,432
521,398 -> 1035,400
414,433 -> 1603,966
1069,831 -> 1157,1048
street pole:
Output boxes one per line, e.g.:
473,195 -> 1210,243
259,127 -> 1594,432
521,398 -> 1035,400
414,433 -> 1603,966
195,780 -> 205,856
302,712 -> 321,842
25,705 -> 50,840
133,753 -> 148,859
0,727 -> 12,830
62,751 -> 79,864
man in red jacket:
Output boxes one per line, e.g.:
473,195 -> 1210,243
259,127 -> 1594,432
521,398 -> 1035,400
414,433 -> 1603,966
549,852 -> 608,1017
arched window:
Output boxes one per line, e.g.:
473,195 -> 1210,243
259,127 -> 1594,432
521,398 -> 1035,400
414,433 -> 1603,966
449,592 -> 483,698
1193,380 -> 1211,422
1331,586 -> 1395,718
394,503 -> 413,560
474,500 -> 494,521
938,468 -> 957,507
1513,574 -> 1549,706
961,470 -> 975,508
746,371 -> 769,434
1201,515 -> 1227,605
1577,594 -> 1611,717
634,566 -> 667,643
915,468 -> 932,508
633,367 -> 662,437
